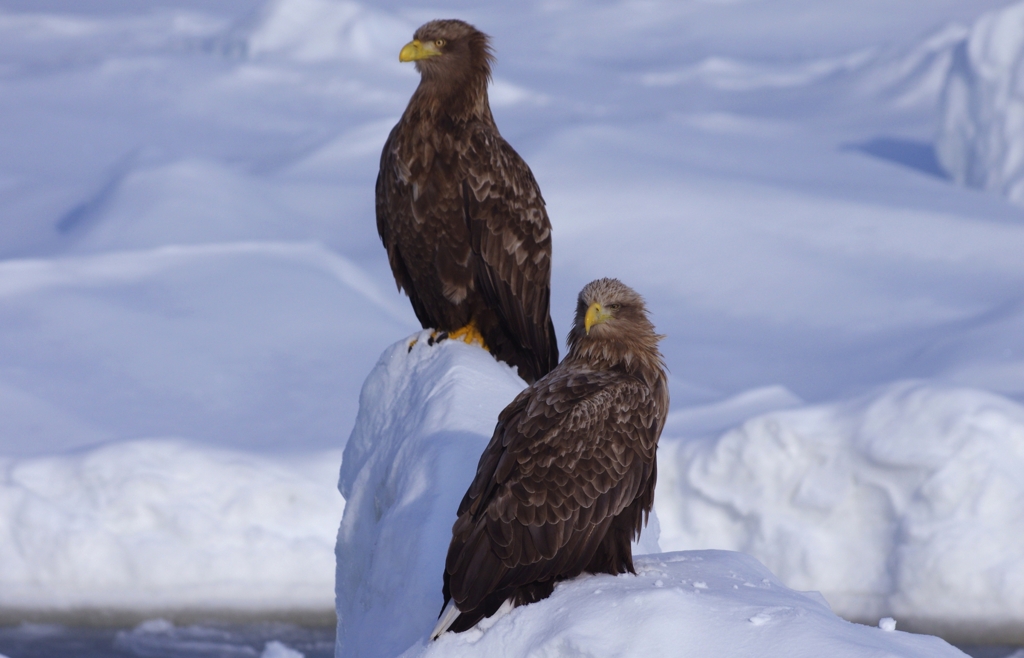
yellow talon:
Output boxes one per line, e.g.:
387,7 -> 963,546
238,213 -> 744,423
408,330 -> 443,352
448,322 -> 488,350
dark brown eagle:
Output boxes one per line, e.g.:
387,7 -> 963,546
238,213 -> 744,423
431,278 -> 669,638
376,19 -> 558,384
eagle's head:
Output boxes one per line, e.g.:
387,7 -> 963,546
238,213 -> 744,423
568,278 -> 665,377
399,19 -> 494,86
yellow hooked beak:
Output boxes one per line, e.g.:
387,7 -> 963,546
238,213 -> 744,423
399,39 -> 442,63
584,302 -> 612,335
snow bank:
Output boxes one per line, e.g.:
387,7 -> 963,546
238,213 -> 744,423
937,1 -> 1024,204
334,336 -> 527,658
334,343 -> 964,657
0,242 -> 414,456
859,24 -> 968,110
419,551 -> 962,658
231,0 -> 411,64
0,439 -> 343,616
657,382 -> 1024,642
642,49 -> 875,91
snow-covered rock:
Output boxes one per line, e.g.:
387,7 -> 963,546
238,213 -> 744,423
334,342 -> 966,657
0,439 -> 343,614
937,1 -> 1024,204
657,382 -> 1024,640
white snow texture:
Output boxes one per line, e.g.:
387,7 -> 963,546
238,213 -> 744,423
0,440 -> 343,612
657,383 -> 1024,629
938,1 -> 1024,204
335,336 -> 526,658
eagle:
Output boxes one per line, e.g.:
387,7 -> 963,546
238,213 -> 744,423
431,278 -> 669,638
376,19 -> 558,384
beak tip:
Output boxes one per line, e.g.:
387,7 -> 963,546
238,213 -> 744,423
399,39 -> 428,63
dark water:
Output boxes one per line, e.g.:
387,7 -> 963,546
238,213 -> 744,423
0,621 -> 334,658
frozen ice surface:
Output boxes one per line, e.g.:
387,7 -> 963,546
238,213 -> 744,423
263,639 -> 306,658
0,619 -> 334,658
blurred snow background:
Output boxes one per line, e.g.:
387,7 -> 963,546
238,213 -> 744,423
1,0 -> 1023,650
937,2 -> 1024,205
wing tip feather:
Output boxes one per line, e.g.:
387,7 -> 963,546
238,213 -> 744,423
430,599 -> 461,641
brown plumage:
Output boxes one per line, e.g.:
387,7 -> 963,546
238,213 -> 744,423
377,19 -> 558,384
432,278 -> 669,638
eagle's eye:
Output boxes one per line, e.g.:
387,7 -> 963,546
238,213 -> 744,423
608,303 -> 621,311
434,39 -> 446,47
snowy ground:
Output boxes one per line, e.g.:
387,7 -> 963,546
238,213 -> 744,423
2,0 -> 1024,653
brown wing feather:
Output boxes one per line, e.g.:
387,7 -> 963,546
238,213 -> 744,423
444,366 -> 662,615
376,124 -> 432,326
464,127 -> 558,381
377,117 -> 475,331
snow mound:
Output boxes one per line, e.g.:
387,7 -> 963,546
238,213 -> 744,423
0,439 -> 343,614
642,49 -> 875,91
859,24 -> 969,110
657,382 -> 1024,641
937,1 -> 1024,204
418,551 -> 962,658
335,342 -> 963,657
62,159 -> 314,253
0,242 -> 413,456
231,0 -> 411,64
334,336 -> 527,658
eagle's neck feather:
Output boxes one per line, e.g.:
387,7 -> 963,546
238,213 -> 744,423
566,333 -> 666,388
407,77 -> 494,125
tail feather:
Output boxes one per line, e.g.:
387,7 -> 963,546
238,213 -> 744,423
430,600 -> 461,641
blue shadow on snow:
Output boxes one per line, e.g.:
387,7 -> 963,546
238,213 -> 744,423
844,137 -> 949,179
